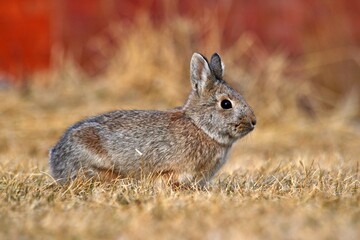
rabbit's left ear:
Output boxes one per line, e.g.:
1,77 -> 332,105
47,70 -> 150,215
210,53 -> 224,79
190,53 -> 213,94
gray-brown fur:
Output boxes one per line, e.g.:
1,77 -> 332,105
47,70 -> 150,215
49,52 -> 256,186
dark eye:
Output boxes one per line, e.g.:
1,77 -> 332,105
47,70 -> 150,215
221,99 -> 232,109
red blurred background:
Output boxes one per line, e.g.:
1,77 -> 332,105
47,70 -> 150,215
0,0 -> 359,83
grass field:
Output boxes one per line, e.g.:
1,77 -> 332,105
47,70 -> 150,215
1,19 -> 360,239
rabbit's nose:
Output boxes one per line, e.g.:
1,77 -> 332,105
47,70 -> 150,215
248,111 -> 256,129
249,119 -> 256,130
251,118 -> 257,127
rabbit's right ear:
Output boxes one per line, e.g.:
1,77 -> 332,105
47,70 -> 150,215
210,53 -> 224,79
190,53 -> 213,94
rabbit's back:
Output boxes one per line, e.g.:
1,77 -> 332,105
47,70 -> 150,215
49,109 -> 227,183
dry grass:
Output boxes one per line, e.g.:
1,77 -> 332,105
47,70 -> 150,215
1,17 -> 360,239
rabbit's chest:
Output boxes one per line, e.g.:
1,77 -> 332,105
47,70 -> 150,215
192,147 -> 230,174
175,148 -> 229,184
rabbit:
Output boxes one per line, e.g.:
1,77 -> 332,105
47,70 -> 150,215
49,52 -> 256,186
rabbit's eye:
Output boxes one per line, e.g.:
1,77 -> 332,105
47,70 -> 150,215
221,99 -> 232,109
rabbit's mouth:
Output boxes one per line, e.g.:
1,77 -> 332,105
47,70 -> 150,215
233,121 -> 255,138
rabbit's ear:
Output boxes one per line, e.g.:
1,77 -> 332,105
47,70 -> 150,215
210,53 -> 224,79
190,53 -> 213,94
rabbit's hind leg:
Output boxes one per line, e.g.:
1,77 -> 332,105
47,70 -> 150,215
69,124 -> 115,180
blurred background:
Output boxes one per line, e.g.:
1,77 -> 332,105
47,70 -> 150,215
1,0 -> 360,109
0,0 -> 359,168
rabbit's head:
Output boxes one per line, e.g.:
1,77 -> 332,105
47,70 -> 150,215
184,53 -> 256,146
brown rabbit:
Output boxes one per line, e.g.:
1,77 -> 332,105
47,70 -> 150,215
49,53 -> 256,186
